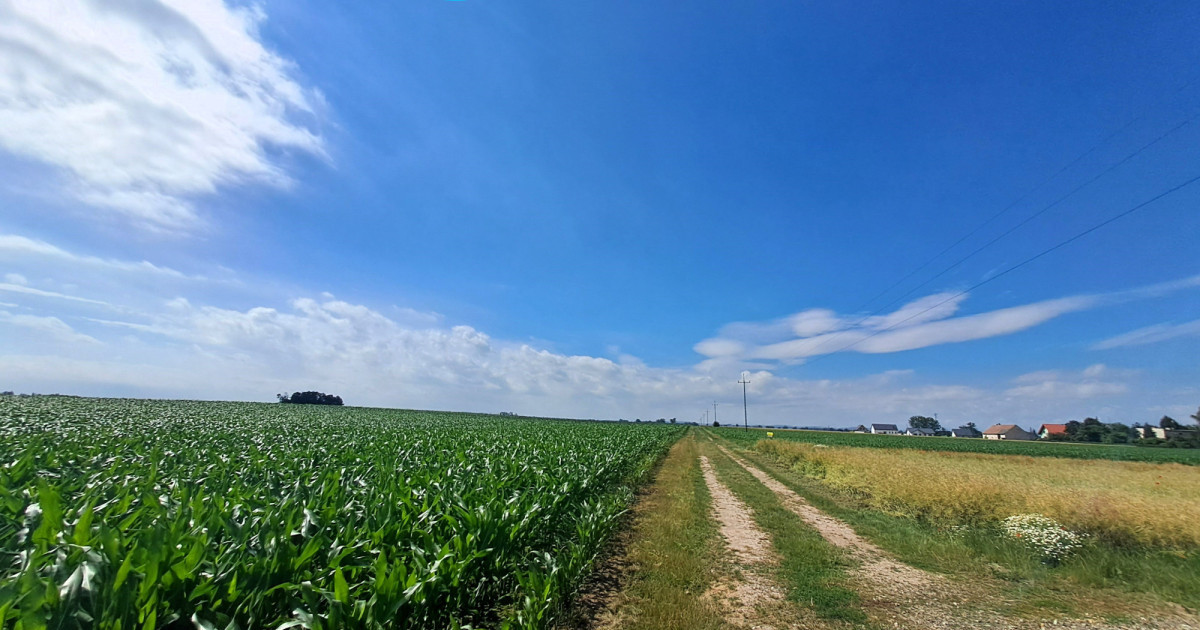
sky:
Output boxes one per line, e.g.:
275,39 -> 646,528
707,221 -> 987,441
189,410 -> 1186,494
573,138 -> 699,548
1,0 -> 1198,428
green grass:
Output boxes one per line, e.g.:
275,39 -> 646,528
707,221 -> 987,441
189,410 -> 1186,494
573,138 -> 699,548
718,433 -> 1200,616
0,396 -> 685,630
698,435 -> 867,625
713,426 -> 1200,464
599,431 -> 725,630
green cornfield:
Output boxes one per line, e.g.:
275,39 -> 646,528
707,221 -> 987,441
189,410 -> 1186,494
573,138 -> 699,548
714,426 -> 1200,464
0,397 -> 684,629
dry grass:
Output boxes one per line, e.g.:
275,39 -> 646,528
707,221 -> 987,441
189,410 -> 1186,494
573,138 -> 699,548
756,439 -> 1200,548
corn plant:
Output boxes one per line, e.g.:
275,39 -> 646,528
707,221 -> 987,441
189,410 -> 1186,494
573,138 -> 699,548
0,397 -> 683,629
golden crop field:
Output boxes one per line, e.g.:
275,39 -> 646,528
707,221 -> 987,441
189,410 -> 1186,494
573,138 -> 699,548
756,439 -> 1200,548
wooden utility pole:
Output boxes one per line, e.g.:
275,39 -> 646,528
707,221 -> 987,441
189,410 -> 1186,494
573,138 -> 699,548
738,373 -> 750,431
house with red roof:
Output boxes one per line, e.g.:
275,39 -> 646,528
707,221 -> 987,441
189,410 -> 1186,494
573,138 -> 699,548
1038,424 -> 1068,440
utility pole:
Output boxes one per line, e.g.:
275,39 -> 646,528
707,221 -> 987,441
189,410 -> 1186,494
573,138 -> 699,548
703,409 -> 708,425
738,373 -> 750,431
713,401 -> 718,427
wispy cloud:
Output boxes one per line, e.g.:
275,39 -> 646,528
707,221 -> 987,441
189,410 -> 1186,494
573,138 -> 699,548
0,311 -> 99,344
1093,319 -> 1200,350
695,276 -> 1200,366
0,283 -> 110,306
696,294 -> 1094,364
0,0 -> 325,231
0,234 -> 194,278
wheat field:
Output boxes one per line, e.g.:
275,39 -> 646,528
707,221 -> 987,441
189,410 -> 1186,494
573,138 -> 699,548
756,439 -> 1200,548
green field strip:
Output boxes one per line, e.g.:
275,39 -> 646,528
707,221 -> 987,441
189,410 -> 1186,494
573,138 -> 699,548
713,426 -> 1200,465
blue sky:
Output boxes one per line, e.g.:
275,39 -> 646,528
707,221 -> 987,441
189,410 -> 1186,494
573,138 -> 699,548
1,0 -> 1198,427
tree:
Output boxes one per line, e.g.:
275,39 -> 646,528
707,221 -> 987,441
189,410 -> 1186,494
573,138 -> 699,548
1192,407 -> 1200,425
908,415 -> 942,431
965,422 -> 976,431
278,391 -> 343,406
1161,416 -> 1182,429
1103,422 -> 1131,444
1078,418 -> 1105,443
713,420 -> 720,427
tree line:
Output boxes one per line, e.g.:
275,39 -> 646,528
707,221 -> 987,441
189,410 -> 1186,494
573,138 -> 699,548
276,391 -> 343,406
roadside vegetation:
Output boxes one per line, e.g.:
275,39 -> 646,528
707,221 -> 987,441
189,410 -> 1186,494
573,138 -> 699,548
593,432 -> 724,630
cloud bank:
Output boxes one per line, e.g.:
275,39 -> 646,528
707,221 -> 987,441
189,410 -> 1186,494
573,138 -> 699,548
0,234 -> 1191,427
0,0 -> 325,230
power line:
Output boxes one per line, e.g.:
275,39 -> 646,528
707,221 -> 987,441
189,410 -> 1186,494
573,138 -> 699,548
800,107 -> 1198,360
804,170 -> 1200,363
872,115 -> 1196,313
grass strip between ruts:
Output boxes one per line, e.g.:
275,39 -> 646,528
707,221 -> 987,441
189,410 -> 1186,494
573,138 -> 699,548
699,435 -> 868,625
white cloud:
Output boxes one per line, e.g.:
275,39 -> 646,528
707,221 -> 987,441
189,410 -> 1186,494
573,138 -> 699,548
696,275 -> 1200,366
1004,364 -> 1130,400
0,311 -> 98,344
0,282 -> 109,306
0,289 -> 1184,427
861,291 -> 967,330
3,272 -> 26,285
0,0 -> 325,231
854,297 -> 1092,354
1093,319 -> 1200,350
701,293 -> 1094,364
0,234 -> 193,278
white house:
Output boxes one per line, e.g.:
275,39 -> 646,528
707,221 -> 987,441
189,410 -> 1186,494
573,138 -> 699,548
1136,427 -> 1197,440
982,424 -> 1037,441
906,427 -> 935,436
871,423 -> 901,435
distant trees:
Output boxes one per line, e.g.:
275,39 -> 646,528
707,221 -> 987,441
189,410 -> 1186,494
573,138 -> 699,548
1160,416 -> 1182,429
908,415 -> 942,431
277,391 -> 343,406
713,420 -> 720,427
1193,407 -> 1200,424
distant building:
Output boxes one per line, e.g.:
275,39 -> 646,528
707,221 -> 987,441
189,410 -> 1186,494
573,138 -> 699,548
1038,424 -> 1068,439
951,427 -> 981,438
870,423 -> 901,435
1135,427 -> 1197,440
982,424 -> 1037,441
854,425 -> 868,433
905,427 -> 935,437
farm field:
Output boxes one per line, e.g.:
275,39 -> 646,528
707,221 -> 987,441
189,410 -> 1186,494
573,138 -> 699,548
714,426 -> 1200,464
0,397 -> 683,629
594,430 -> 1200,630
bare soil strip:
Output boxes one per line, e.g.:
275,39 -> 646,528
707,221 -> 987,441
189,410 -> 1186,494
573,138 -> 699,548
717,445 -> 1199,630
699,455 -> 824,630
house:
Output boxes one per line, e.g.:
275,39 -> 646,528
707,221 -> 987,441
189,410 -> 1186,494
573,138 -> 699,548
951,427 -> 981,438
982,424 -> 1038,441
854,425 -> 868,433
906,427 -> 935,436
870,423 -> 900,435
1136,427 -> 1198,440
1038,424 -> 1068,440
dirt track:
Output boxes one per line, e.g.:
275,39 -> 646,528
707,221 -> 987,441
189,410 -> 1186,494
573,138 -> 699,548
717,444 -> 1199,630
699,455 -> 826,630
